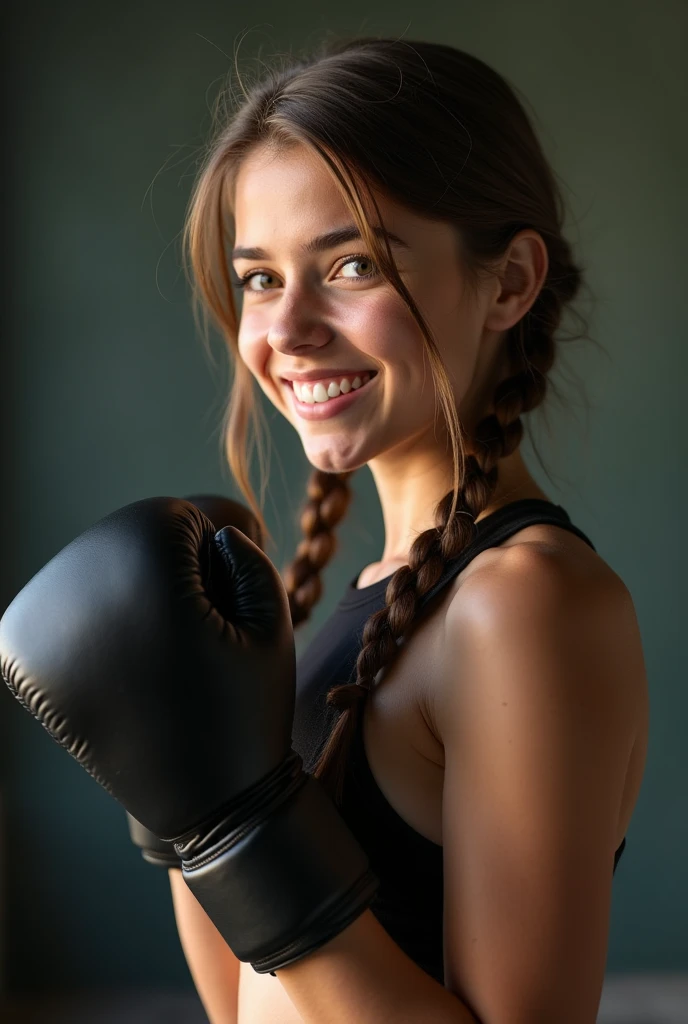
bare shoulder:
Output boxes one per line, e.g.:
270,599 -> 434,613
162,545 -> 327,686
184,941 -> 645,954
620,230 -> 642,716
465,517 -> 615,590
433,522 -> 648,750
450,519 -> 632,618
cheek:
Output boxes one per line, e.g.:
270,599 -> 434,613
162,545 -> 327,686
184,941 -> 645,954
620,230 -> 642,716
344,293 -> 422,363
236,327 -> 289,412
236,323 -> 263,377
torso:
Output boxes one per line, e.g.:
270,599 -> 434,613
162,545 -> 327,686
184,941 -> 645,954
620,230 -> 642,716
353,519 -> 648,850
237,511 -> 649,1023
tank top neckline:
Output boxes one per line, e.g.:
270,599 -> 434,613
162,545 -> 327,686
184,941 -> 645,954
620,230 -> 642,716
340,498 -> 567,608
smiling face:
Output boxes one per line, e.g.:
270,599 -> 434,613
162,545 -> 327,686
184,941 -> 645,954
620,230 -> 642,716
230,142 -> 502,475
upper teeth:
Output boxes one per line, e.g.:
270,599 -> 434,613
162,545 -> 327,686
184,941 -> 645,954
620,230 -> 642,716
293,372 -> 374,404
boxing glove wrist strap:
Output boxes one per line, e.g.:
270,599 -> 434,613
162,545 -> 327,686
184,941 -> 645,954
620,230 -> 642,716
178,756 -> 379,975
127,813 -> 182,868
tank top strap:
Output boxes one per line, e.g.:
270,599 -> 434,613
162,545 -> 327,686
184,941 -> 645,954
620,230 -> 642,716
415,499 -> 596,617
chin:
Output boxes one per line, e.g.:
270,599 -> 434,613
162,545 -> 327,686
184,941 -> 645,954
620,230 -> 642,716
303,447 -> 369,476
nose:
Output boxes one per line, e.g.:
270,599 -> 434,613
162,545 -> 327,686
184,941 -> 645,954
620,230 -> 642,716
266,296 -> 336,357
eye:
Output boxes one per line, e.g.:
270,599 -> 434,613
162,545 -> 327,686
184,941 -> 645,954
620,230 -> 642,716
233,270 -> 279,293
232,254 -> 380,293
337,255 -> 378,281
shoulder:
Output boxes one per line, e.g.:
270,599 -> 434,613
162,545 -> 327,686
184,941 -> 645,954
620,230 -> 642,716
435,531 -> 645,749
448,521 -> 630,630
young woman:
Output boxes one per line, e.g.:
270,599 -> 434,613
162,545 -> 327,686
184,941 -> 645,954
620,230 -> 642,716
167,35 -> 649,1024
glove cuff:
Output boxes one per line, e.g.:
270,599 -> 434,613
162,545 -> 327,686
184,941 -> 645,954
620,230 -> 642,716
180,764 -> 379,974
126,811 -> 181,868
141,847 -> 183,868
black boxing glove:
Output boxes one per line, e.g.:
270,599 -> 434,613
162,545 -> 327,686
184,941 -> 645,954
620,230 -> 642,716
126,811 -> 181,867
0,497 -> 378,975
125,493 -> 264,869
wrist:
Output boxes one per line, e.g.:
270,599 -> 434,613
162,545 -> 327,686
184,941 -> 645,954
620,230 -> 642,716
179,761 -> 379,975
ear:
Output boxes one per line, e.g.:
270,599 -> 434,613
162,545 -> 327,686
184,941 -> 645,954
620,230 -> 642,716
483,230 -> 549,333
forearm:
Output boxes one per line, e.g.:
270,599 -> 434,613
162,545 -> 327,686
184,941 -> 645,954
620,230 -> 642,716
275,908 -> 479,1024
169,867 -> 240,1024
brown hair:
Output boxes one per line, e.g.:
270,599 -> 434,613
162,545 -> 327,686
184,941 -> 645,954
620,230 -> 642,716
182,35 -> 592,806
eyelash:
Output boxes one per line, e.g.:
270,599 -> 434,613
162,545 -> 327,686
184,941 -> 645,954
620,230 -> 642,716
231,254 -> 380,292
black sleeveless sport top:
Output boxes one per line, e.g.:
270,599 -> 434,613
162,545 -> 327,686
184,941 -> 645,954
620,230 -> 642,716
291,499 -> 627,985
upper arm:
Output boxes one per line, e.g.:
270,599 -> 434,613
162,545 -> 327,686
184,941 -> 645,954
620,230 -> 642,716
438,547 -> 640,1024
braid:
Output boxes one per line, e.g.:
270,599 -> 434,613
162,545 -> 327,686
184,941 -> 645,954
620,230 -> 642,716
307,298 -> 559,807
181,35 -> 591,816
282,468 -> 355,628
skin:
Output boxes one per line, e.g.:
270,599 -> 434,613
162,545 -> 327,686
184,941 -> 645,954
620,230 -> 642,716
182,140 -> 648,1022
231,141 -> 552,561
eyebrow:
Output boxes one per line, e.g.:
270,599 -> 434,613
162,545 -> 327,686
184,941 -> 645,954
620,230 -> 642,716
231,225 -> 411,262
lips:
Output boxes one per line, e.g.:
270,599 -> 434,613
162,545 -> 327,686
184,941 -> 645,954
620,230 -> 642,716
285,369 -> 379,421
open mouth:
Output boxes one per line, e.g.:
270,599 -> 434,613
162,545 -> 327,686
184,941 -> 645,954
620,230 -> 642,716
285,371 -> 379,419
286,370 -> 378,402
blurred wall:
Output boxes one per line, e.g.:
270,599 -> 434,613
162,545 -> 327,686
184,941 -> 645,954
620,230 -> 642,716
2,0 -> 686,993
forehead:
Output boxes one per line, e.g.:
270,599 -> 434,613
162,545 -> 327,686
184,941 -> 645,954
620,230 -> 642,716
233,144 -> 339,209
230,142 -> 455,255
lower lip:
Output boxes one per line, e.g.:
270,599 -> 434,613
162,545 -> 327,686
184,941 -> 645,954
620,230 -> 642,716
284,374 -> 378,420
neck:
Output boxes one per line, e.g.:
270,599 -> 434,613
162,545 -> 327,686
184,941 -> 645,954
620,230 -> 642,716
368,443 -> 551,564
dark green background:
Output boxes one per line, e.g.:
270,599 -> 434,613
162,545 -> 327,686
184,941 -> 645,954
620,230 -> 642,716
1,0 -> 685,994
